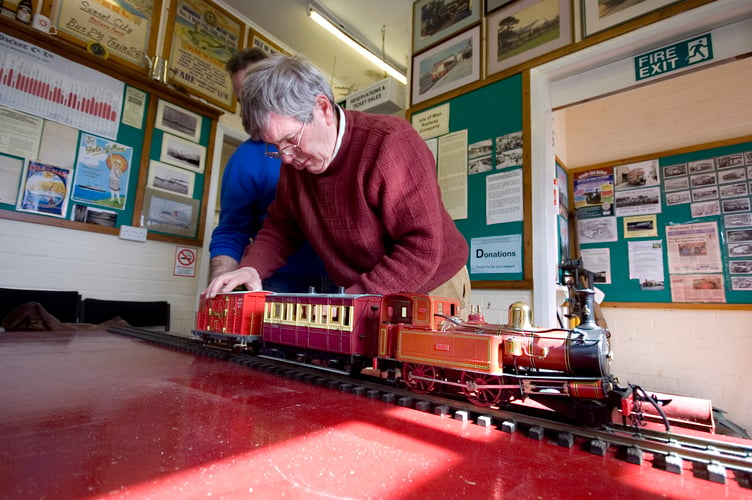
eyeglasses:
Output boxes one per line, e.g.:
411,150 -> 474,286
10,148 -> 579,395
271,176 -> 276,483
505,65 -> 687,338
264,118 -> 308,160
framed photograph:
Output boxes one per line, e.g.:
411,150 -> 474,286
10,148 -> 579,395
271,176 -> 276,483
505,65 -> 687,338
163,0 -> 245,112
142,187 -> 199,238
412,0 -> 481,54
160,133 -> 206,173
248,28 -> 290,56
155,100 -> 202,143
486,0 -> 515,15
411,26 -> 481,106
486,0 -> 571,77
582,0 -> 682,38
147,160 -> 196,198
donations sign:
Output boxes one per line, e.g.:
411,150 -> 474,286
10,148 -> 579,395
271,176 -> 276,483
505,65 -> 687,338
634,33 -> 713,81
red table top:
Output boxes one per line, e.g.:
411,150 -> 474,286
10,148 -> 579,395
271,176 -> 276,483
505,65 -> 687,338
0,330 -> 748,499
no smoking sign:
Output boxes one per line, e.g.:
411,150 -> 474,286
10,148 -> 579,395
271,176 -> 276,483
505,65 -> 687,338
174,246 -> 197,277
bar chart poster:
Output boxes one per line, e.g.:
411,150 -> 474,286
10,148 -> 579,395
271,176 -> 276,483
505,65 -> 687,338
0,32 -> 124,140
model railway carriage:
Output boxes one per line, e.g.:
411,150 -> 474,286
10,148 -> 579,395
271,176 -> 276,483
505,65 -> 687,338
195,291 -> 271,351
261,292 -> 383,372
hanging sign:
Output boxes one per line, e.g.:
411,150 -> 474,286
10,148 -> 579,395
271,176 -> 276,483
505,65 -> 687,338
634,33 -> 713,81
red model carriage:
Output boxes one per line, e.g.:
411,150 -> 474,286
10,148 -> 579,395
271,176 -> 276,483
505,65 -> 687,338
194,291 -> 271,351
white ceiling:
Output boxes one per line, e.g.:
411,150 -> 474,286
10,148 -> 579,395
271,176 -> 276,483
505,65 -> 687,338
219,0 -> 413,101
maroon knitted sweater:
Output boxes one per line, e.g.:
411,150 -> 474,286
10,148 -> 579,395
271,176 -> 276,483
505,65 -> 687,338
239,109 -> 469,294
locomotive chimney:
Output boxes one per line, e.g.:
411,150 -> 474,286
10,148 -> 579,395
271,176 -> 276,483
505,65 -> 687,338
575,288 -> 598,330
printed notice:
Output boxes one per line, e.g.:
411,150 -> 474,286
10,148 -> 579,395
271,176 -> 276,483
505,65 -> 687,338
486,168 -> 522,225
470,234 -> 522,274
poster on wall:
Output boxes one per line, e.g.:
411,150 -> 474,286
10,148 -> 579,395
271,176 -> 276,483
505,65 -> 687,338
16,160 -> 72,218
165,0 -> 245,112
71,134 -> 134,210
0,32 -> 124,140
53,0 -> 162,69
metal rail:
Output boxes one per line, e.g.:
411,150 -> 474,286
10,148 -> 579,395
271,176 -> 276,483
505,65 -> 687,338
108,327 -> 752,488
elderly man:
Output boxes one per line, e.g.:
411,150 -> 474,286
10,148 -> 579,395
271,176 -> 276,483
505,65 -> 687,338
205,55 -> 469,313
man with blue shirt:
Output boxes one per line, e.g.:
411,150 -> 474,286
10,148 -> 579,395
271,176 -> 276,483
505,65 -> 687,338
209,48 -> 334,293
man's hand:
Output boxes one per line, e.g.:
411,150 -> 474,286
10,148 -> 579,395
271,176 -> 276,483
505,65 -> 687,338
204,267 -> 262,298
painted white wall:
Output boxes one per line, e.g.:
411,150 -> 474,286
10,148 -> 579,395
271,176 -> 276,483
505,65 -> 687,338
0,218 -> 201,333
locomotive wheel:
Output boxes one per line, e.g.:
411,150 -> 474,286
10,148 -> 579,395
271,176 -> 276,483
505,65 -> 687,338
460,372 -> 503,407
403,363 -> 438,394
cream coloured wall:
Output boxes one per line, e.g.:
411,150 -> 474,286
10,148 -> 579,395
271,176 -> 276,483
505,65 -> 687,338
552,56 -> 752,432
0,219 -> 200,333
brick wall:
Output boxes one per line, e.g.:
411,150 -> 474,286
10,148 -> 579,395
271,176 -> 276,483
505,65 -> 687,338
0,219 -> 200,332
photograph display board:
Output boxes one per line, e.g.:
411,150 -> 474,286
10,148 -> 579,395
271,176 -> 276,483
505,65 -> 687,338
0,32 -> 215,244
413,74 -> 527,285
575,139 -> 752,305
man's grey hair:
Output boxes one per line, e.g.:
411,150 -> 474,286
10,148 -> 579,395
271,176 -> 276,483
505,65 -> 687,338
239,55 -> 335,141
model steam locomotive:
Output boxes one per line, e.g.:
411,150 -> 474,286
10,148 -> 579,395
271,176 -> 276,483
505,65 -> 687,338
193,266 -> 713,432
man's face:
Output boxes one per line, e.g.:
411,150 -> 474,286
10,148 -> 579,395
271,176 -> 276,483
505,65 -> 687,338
261,99 -> 336,175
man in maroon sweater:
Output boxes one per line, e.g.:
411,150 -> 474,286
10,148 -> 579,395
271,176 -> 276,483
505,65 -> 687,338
205,55 -> 470,313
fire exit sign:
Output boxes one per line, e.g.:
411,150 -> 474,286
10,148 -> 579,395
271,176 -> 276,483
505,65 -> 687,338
634,33 -> 713,81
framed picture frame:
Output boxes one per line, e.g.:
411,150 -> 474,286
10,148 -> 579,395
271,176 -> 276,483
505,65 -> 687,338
51,0 -> 162,72
582,0 -> 681,38
163,0 -> 245,112
487,0 -> 571,77
411,26 -> 481,106
412,0 -> 481,55
247,28 -> 290,56
142,187 -> 199,238
147,160 -> 196,198
160,133 -> 207,173
155,100 -> 202,143
485,0 -> 515,15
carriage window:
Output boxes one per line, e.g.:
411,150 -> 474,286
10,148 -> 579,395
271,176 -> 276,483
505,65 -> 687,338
297,304 -> 310,322
342,306 -> 351,327
285,303 -> 293,322
311,304 -> 319,324
330,306 -> 340,325
321,305 -> 329,325
437,303 -> 444,315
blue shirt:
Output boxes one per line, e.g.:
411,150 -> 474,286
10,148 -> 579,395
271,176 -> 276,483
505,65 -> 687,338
209,139 -> 330,289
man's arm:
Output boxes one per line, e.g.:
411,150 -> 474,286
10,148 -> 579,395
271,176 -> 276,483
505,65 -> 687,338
209,255 -> 239,281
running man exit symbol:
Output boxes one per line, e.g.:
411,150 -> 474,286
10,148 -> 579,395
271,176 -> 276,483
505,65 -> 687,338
634,33 -> 713,81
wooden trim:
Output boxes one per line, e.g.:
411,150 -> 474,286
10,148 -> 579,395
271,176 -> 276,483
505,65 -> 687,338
406,0 -> 717,117
567,134 -> 752,174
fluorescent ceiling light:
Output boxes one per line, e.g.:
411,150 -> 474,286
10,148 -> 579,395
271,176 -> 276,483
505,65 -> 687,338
308,6 -> 407,85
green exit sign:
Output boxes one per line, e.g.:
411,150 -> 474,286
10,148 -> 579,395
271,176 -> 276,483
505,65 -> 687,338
634,33 -> 713,81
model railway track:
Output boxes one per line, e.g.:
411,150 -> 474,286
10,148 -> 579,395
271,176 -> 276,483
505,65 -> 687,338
109,326 -> 752,488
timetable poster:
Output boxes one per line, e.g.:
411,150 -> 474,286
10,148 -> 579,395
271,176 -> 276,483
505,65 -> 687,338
16,161 -> 73,218
72,134 -> 133,210
0,32 -> 124,140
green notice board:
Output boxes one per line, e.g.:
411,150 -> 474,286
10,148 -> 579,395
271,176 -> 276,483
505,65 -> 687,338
421,74 -> 525,282
576,139 -> 752,304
